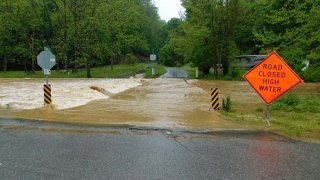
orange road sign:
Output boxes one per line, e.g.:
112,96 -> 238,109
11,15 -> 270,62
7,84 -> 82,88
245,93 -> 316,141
243,51 -> 303,104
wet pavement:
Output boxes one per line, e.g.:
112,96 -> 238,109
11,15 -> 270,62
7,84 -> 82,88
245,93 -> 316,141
161,68 -> 188,78
0,118 -> 319,180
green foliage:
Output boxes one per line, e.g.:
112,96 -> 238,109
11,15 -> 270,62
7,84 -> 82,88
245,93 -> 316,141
222,96 -> 232,112
159,44 -> 176,67
272,93 -> 320,113
180,64 -> 197,79
0,63 -> 149,78
125,54 -> 139,64
0,0 -> 165,76
255,108 -> 264,113
170,0 -> 259,76
1,0 -> 319,82
254,0 -> 320,81
144,64 -> 166,78
302,65 -> 320,82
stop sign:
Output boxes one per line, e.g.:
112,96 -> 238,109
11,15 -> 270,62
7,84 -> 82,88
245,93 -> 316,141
37,50 -> 56,70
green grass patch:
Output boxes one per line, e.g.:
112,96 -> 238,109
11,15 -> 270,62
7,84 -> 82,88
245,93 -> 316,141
180,64 -> 198,79
271,93 -> 320,113
0,63 -> 165,78
201,67 -> 247,81
179,64 -> 247,80
144,64 -> 166,78
227,92 -> 320,139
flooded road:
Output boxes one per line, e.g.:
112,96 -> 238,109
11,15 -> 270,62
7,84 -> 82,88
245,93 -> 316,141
1,78 -> 271,130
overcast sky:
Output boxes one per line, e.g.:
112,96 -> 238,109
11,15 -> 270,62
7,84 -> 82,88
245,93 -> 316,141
153,0 -> 184,22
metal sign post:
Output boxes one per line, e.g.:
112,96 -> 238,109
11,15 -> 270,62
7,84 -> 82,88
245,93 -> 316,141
46,74 -> 48,85
37,48 -> 56,105
150,52 -> 157,76
265,105 -> 271,127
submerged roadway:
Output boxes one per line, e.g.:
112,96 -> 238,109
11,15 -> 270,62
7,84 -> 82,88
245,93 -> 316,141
0,69 -> 319,179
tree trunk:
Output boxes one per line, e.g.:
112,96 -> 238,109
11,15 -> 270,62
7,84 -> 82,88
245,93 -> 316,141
31,33 -> 35,73
86,59 -> 91,78
111,57 -> 114,70
24,59 -> 28,72
32,55 -> 35,73
63,0 -> 68,71
111,31 -> 116,71
3,56 -> 7,72
213,64 -> 218,76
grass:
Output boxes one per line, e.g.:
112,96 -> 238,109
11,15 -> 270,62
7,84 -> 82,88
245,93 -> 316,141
269,93 -> 320,138
179,63 -> 247,80
180,64 -> 198,78
226,88 -> 320,140
144,64 -> 167,78
0,63 -> 167,78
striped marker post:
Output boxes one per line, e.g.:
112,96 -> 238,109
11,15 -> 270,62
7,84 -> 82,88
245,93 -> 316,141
43,84 -> 52,105
210,88 -> 219,111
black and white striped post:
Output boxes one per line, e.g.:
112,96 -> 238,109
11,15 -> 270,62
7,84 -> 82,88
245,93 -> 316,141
210,88 -> 220,111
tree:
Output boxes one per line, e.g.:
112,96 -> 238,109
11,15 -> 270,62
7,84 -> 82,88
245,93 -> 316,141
0,0 -> 167,76
174,0 -> 241,75
254,0 -> 320,80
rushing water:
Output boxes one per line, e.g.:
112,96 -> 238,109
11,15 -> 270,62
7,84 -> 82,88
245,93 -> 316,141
0,78 -> 276,130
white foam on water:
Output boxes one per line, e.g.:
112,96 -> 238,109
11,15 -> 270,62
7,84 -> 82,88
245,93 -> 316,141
0,78 -> 146,110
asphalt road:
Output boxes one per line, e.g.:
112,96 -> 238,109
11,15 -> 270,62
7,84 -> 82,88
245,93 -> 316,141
0,118 -> 319,180
161,68 -> 188,78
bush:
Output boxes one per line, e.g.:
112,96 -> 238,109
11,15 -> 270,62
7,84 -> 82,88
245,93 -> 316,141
302,65 -> 320,82
271,93 -> 320,113
159,44 -> 176,67
222,96 -> 232,112
125,53 -> 139,64
271,93 -> 300,111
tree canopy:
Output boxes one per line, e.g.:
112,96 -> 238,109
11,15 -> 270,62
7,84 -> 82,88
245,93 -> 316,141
0,0 -> 319,81
0,0 -> 164,77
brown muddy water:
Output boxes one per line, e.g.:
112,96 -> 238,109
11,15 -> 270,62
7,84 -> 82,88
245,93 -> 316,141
0,78 -> 284,130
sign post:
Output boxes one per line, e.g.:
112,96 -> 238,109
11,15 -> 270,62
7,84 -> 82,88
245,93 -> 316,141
243,51 -> 303,126
265,105 -> 270,126
150,52 -> 157,76
37,48 -> 56,105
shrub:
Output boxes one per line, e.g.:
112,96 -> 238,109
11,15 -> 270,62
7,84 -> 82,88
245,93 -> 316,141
272,93 -> 320,113
125,53 -> 139,64
222,96 -> 232,112
255,108 -> 264,113
302,65 -> 320,82
159,44 -> 176,67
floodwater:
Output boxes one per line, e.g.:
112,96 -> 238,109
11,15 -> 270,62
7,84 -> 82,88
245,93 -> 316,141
0,78 -> 274,130
0,78 -> 145,110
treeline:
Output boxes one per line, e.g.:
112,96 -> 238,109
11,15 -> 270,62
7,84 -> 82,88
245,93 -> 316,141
1,0 -> 319,81
0,0 -> 166,77
160,0 -> 320,81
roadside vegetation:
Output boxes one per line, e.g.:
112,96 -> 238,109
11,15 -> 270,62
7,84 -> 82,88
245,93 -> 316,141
224,86 -> 320,140
0,63 -> 166,78
1,0 -> 319,82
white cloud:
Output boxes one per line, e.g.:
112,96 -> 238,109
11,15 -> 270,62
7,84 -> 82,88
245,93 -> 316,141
153,0 -> 184,22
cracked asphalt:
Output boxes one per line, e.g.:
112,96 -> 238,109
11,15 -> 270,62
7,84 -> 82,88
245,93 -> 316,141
0,118 -> 319,180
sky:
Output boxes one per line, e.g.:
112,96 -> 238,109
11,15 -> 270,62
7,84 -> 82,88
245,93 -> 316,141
153,0 -> 184,22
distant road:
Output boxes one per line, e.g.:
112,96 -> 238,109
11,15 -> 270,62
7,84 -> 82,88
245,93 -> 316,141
0,118 -> 319,180
161,68 -> 188,78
